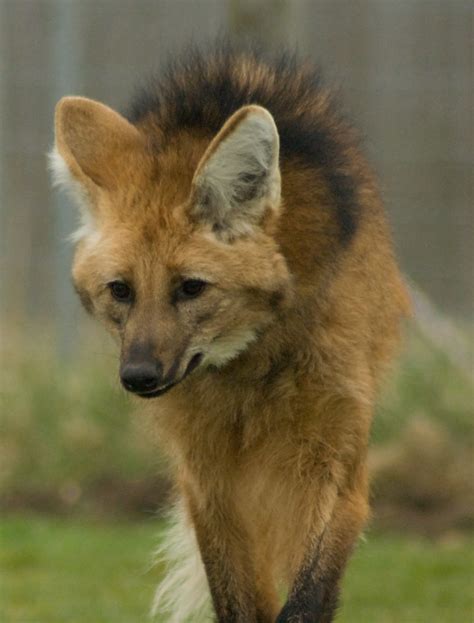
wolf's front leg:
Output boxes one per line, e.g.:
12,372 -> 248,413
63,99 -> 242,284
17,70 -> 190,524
186,489 -> 275,623
276,490 -> 368,623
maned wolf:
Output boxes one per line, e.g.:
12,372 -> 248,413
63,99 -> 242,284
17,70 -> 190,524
51,44 -> 409,622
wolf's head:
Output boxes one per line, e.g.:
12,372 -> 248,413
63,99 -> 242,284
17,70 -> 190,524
51,97 -> 292,398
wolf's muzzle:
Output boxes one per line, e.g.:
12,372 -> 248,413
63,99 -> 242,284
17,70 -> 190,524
120,352 -> 203,398
120,359 -> 163,395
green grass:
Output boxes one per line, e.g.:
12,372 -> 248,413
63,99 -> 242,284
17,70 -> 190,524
340,534 -> 474,622
1,331 -> 473,620
1,516 -> 472,622
0,516 -> 161,623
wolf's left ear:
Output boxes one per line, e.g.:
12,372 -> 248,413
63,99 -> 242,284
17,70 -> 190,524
190,105 -> 281,239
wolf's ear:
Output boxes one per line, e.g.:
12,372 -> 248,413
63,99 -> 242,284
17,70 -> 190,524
190,105 -> 281,239
51,96 -> 143,193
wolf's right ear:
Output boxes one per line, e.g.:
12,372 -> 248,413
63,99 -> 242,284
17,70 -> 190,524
51,96 -> 144,195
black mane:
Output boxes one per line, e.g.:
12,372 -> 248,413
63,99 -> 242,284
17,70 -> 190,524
126,43 -> 362,243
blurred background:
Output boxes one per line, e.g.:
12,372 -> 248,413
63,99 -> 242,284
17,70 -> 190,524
1,1 -> 472,622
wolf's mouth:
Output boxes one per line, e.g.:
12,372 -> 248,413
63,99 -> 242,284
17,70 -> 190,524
134,353 -> 203,399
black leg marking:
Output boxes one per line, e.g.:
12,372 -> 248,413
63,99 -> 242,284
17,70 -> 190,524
276,530 -> 342,623
276,571 -> 340,623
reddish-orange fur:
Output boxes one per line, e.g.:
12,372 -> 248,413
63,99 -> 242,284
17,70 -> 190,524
52,48 -> 410,622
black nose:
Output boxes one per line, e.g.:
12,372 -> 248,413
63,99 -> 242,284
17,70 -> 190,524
120,360 -> 162,394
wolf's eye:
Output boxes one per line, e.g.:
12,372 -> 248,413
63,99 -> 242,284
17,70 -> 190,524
179,279 -> 207,299
108,281 -> 133,303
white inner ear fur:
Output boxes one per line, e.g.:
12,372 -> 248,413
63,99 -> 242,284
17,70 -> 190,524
48,146 -> 98,244
193,107 -> 281,239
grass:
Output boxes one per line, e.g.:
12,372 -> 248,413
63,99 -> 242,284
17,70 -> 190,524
0,516 -> 160,623
1,515 -> 473,622
1,330 -> 472,620
341,534 -> 474,622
